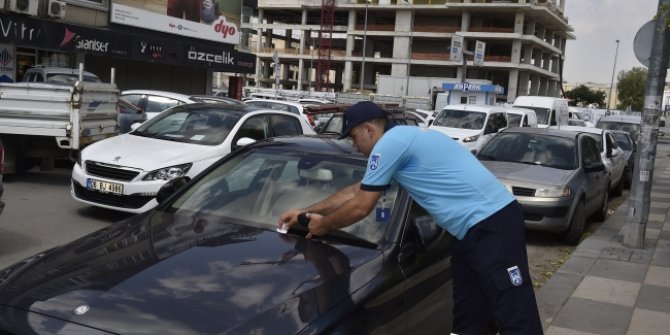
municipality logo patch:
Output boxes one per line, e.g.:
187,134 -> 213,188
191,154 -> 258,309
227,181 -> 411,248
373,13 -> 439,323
507,265 -> 523,286
370,154 -> 380,170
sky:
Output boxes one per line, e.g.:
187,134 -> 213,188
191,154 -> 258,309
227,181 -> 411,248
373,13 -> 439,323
563,0 -> 660,84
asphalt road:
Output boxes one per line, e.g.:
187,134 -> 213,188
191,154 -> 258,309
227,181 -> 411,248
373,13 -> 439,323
0,166 -> 133,270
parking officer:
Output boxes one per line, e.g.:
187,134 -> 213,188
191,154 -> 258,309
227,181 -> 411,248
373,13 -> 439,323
278,101 -> 543,334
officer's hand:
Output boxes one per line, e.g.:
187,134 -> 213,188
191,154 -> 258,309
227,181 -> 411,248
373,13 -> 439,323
304,213 -> 330,239
278,209 -> 303,231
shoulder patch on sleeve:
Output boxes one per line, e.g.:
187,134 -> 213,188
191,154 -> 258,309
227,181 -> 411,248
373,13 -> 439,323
370,153 -> 381,170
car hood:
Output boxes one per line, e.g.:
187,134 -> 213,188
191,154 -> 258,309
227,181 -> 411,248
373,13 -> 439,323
82,134 -> 225,170
480,160 -> 576,188
0,212 -> 382,335
429,126 -> 481,139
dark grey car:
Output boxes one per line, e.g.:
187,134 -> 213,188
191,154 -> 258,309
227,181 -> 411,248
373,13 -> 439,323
477,128 -> 610,244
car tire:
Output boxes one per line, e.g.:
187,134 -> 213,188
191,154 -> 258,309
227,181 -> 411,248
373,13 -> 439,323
612,177 -> 623,197
563,201 -> 585,245
592,189 -> 608,222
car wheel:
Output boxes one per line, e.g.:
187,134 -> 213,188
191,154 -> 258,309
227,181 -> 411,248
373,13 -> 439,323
612,176 -> 623,197
563,201 -> 585,245
592,188 -> 608,222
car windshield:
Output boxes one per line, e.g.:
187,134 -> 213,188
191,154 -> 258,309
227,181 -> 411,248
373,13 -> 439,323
478,132 -> 577,170
133,106 -> 242,145
597,121 -> 640,140
507,114 -> 523,127
517,106 -> 550,125
46,74 -> 101,84
432,109 -> 486,130
168,146 -> 399,245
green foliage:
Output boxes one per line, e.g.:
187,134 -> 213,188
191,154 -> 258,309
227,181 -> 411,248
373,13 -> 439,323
564,85 -> 606,107
616,67 -> 647,111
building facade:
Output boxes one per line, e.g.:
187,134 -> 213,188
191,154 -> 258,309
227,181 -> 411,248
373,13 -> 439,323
0,0 -> 256,96
243,0 -> 573,102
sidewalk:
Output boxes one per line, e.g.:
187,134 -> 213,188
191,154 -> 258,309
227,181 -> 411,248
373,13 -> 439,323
536,140 -> 670,335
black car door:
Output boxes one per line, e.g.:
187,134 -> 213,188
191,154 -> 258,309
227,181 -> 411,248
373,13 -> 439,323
398,201 -> 455,334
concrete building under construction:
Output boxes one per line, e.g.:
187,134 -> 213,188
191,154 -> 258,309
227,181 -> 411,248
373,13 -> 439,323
242,0 -> 573,102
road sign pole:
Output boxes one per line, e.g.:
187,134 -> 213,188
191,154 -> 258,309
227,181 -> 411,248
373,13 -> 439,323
625,0 -> 670,248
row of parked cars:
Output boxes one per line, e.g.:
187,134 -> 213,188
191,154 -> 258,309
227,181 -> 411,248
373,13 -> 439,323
0,92 -> 646,333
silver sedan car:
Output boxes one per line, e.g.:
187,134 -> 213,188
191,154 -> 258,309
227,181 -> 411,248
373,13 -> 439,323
477,127 -> 610,244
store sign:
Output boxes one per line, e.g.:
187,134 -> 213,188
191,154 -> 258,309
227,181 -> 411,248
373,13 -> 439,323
110,0 -> 241,45
185,44 -> 255,72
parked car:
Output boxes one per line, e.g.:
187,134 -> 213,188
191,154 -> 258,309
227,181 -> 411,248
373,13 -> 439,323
3,136 -> 455,334
22,65 -> 101,84
0,138 -> 4,216
190,95 -> 244,105
305,104 -> 422,135
596,114 -> 641,143
560,126 -> 626,196
477,127 -> 610,244
117,98 -> 147,133
567,118 -> 588,127
71,103 -> 315,213
610,130 -> 637,189
244,98 -> 316,127
121,90 -> 240,120
429,104 -> 508,154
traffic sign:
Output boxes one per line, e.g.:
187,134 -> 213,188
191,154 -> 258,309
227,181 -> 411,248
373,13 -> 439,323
450,34 -> 463,62
634,20 -> 670,68
474,40 -> 486,66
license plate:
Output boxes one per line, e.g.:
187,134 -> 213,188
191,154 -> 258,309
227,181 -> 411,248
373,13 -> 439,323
87,179 -> 123,195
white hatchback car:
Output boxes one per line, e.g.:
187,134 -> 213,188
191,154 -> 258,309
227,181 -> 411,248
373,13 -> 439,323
71,103 -> 315,213
560,125 -> 626,196
429,104 -> 508,154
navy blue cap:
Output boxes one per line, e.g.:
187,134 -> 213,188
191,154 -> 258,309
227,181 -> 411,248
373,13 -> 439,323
338,101 -> 389,139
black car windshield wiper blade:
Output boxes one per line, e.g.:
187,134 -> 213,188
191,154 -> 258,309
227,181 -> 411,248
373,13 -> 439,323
478,154 -> 498,161
287,223 -> 378,249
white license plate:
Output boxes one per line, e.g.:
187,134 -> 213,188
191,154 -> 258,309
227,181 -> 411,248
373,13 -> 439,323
87,179 -> 123,195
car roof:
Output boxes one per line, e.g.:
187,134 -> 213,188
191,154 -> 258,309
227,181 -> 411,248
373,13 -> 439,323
27,66 -> 98,77
597,114 -> 641,123
121,90 -> 197,102
501,126 -> 584,140
244,99 -> 304,107
246,135 -> 365,158
440,104 -> 507,113
558,125 -> 605,135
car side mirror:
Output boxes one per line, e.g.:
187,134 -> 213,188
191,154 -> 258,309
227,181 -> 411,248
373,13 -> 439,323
233,137 -> 256,150
413,215 -> 441,248
584,163 -> 605,173
156,176 -> 191,204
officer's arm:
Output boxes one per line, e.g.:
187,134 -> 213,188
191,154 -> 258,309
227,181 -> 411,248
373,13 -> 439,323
319,188 -> 382,231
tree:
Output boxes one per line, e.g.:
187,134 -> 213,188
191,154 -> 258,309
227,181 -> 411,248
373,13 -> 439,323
616,67 -> 647,111
564,84 -> 606,107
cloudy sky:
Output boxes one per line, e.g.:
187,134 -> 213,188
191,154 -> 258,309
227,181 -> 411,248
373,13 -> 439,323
563,0 -> 659,84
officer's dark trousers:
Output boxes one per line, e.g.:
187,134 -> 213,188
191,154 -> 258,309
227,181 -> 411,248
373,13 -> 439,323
452,200 -> 543,335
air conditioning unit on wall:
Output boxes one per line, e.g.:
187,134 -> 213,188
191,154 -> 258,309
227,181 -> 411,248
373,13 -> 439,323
8,0 -> 39,16
45,0 -> 66,19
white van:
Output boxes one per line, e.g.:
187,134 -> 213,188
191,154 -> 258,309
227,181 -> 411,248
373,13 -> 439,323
504,107 -> 538,128
512,96 -> 569,128
429,104 -> 508,154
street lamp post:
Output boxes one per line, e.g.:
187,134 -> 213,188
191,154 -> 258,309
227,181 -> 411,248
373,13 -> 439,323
404,0 -> 414,97
359,0 -> 370,91
606,39 -> 620,114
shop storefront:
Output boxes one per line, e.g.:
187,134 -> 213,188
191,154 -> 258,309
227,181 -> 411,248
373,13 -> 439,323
0,12 -> 255,98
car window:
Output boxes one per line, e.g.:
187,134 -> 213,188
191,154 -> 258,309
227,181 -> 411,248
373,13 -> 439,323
507,114 -> 522,127
485,113 -> 507,133
122,94 -> 143,106
612,133 -> 632,151
270,114 -> 303,136
323,114 -> 344,134
581,136 -> 601,167
170,148 -> 399,244
145,96 -> 182,114
433,109 -> 487,130
234,115 -> 269,143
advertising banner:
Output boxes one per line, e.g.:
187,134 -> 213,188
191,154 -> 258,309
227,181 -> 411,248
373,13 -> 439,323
110,0 -> 241,45
0,43 -> 15,82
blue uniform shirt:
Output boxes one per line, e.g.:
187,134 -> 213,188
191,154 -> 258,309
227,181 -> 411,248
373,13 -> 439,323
361,126 -> 515,240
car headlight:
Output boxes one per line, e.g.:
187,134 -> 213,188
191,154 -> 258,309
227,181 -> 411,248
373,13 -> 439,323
535,186 -> 571,197
462,134 -> 480,143
143,163 -> 193,181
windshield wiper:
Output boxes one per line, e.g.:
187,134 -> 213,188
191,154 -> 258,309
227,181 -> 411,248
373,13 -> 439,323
288,214 -> 378,249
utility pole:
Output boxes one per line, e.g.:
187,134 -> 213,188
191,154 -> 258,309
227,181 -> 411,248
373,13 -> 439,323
606,40 -> 620,115
625,0 -> 670,248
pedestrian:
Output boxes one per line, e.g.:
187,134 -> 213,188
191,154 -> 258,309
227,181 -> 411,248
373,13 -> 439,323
278,101 -> 543,334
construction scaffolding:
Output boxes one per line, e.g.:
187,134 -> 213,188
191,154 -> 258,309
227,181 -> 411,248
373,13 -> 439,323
315,0 -> 335,92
